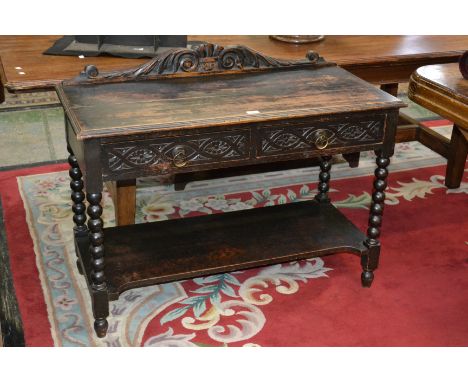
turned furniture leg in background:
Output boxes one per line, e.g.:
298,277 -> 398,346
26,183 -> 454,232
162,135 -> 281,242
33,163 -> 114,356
107,180 -> 136,226
86,191 -> 109,337
67,145 -> 87,275
445,124 -> 468,189
314,155 -> 332,203
342,152 -> 360,168
0,82 -> 5,104
362,151 -> 390,287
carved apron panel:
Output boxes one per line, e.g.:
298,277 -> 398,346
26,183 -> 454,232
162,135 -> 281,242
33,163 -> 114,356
258,118 -> 385,156
102,131 -> 250,176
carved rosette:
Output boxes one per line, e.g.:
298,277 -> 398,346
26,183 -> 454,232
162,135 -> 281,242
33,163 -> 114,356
259,120 -> 384,155
73,44 -> 331,83
104,133 -> 249,173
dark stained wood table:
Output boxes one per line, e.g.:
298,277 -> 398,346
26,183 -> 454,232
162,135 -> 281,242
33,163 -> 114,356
408,63 -> 468,188
58,44 -> 404,337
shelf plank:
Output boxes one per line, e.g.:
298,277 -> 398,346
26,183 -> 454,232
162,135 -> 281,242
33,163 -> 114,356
76,200 -> 367,300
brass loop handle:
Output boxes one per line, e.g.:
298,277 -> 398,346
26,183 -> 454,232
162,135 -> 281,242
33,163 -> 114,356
172,145 -> 188,168
314,130 -> 329,150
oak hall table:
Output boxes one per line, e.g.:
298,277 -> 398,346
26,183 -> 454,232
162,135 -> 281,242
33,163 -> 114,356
57,44 -> 404,337
408,62 -> 468,188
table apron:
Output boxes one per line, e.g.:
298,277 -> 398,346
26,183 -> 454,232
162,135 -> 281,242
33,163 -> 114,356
97,112 -> 389,181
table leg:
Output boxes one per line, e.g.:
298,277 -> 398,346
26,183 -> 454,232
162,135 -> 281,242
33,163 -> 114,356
361,151 -> 390,287
109,180 -> 136,226
86,191 -> 109,337
314,155 -> 332,203
67,145 -> 87,275
381,83 -> 416,129
445,124 -> 468,189
380,83 -> 399,97
0,81 -> 5,104
342,152 -> 360,168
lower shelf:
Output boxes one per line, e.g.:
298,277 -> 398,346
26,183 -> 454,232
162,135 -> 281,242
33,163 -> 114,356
76,200 -> 368,300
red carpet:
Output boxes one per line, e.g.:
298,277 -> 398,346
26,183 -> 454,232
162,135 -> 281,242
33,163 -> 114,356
254,169 -> 468,346
140,164 -> 468,346
1,160 -> 467,346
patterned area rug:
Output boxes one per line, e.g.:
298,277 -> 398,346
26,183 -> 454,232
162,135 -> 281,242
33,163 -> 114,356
1,122 -> 467,346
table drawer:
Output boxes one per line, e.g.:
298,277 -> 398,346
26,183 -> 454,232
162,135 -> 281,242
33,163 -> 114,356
257,115 -> 386,157
102,130 -> 251,177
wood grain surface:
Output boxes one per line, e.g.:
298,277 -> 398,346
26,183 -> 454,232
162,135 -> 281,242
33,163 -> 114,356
0,198 -> 25,346
408,62 -> 468,189
409,63 -> 468,128
1,35 -> 468,94
412,64 -> 468,104
76,200 -> 367,299
60,66 -> 404,138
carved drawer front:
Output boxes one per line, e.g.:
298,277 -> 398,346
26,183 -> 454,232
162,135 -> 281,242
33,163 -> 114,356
258,117 -> 386,157
102,130 -> 251,177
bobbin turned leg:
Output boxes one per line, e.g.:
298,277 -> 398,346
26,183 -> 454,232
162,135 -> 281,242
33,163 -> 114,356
362,152 -> 390,287
314,155 -> 332,203
67,145 -> 87,275
86,192 -> 109,337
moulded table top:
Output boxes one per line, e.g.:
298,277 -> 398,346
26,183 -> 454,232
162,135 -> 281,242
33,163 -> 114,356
409,63 -> 468,129
412,64 -> 468,104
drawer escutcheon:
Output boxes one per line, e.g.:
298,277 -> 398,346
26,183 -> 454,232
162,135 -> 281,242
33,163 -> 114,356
313,129 -> 330,150
172,145 -> 188,168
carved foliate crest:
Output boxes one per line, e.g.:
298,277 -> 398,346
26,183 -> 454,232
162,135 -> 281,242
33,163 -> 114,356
70,43 -> 331,84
